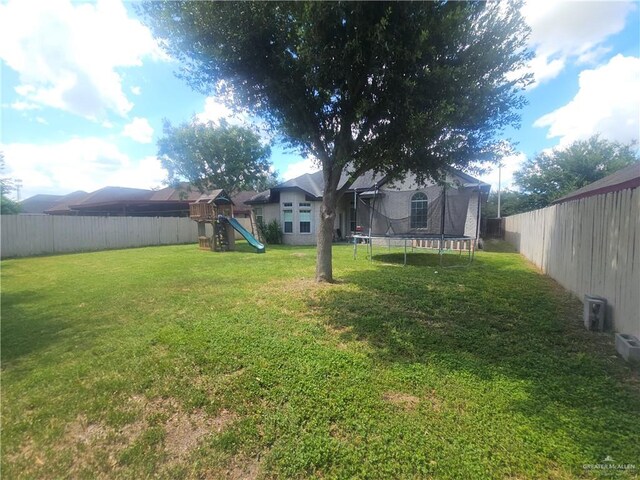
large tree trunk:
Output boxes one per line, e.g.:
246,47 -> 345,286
315,165 -> 341,282
316,190 -> 338,282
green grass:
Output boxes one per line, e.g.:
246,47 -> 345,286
2,243 -> 639,479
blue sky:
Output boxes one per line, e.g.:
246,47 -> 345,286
1,0 -> 638,200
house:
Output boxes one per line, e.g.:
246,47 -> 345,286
42,191 -> 90,215
20,183 -> 260,218
20,192 -> 86,214
247,169 -> 490,245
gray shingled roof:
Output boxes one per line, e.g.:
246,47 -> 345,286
70,187 -> 154,208
247,167 -> 487,204
448,168 -> 491,188
149,183 -> 203,202
277,171 -> 325,197
247,189 -> 272,204
19,194 -> 65,214
553,163 -> 640,205
45,191 -> 90,214
231,190 -> 259,213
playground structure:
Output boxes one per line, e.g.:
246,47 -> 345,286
189,189 -> 265,253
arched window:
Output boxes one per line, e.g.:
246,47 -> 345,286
410,192 -> 428,229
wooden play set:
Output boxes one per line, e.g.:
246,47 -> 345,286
189,189 -> 236,252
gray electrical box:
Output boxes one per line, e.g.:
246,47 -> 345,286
583,294 -> 607,331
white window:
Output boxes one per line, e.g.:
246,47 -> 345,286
283,209 -> 293,233
299,209 -> 311,233
411,192 -> 428,228
254,207 -> 264,225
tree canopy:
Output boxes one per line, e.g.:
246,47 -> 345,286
140,1 -> 532,281
157,119 -> 276,194
514,136 -> 639,209
1,152 -> 20,215
483,189 -> 530,218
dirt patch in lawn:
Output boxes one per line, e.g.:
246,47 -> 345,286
165,407 -> 235,459
127,395 -> 237,460
8,396 -> 238,478
382,392 -> 420,411
200,454 -> 262,480
225,454 -> 262,480
66,415 -> 110,445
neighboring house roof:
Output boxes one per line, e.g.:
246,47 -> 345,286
231,190 -> 260,214
552,163 -> 640,205
69,187 -> 154,208
45,191 -> 90,214
19,194 -> 64,213
247,167 -> 488,204
149,183 -> 203,202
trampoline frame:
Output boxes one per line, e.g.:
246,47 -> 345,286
351,233 -> 476,267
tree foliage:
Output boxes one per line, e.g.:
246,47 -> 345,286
514,136 -> 639,209
483,189 -> 530,218
0,152 -> 20,215
157,119 -> 276,194
140,1 -> 532,280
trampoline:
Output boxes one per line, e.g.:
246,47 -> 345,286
352,233 -> 475,266
349,178 -> 481,267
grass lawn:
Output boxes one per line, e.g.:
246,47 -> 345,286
2,242 -> 639,479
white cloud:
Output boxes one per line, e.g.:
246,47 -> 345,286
195,96 -> 273,145
35,116 -> 48,125
534,55 -> 640,146
10,100 -> 40,111
478,152 -> 527,192
1,138 -> 167,198
130,86 -> 142,96
520,1 -> 636,88
282,158 -> 321,180
196,97 -> 244,125
0,0 -> 166,120
122,117 -> 154,144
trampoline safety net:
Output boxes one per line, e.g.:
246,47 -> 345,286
355,183 -> 474,238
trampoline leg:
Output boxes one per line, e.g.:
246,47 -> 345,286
353,237 -> 357,260
404,239 -> 407,266
370,237 -> 373,263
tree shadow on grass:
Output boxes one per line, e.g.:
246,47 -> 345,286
313,254 -> 640,463
372,251 -> 474,268
480,238 -> 518,253
1,289 -> 93,367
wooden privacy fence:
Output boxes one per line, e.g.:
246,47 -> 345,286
1,215 -> 198,258
504,187 -> 639,338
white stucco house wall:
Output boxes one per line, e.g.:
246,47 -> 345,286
247,168 -> 490,246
